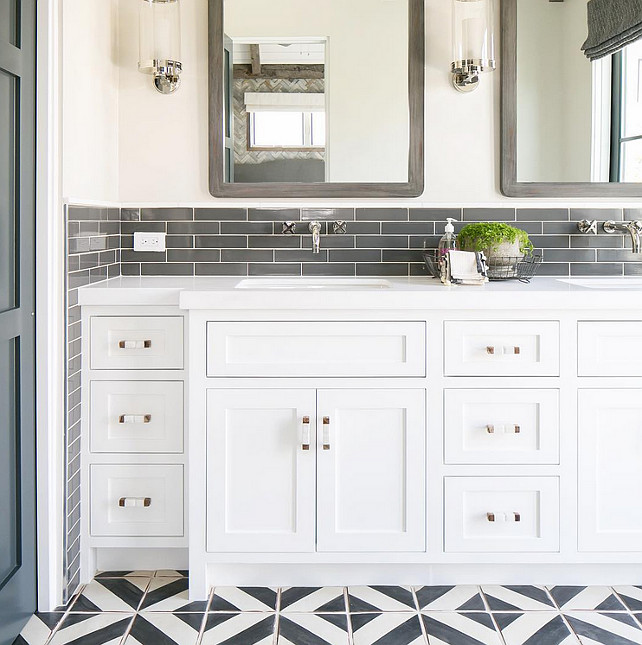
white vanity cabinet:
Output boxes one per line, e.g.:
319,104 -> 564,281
206,388 -> 426,553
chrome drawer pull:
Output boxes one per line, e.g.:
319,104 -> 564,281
486,424 -> 521,434
486,346 -> 521,356
302,416 -> 311,451
119,497 -> 151,508
118,414 -> 152,424
323,416 -> 331,450
118,340 -> 152,349
487,511 -> 521,523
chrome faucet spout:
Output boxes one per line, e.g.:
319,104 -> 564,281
309,221 -> 322,254
604,220 -> 642,254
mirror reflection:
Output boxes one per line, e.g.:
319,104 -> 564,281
223,0 -> 410,184
515,0 -> 642,184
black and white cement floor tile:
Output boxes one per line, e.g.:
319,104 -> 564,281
139,577 -> 207,613
154,570 -> 188,578
95,572 -> 154,580
46,613 -> 134,645
415,586 -> 485,612
200,612 -> 276,645
280,587 -> 346,613
613,588 -> 642,612
209,587 -> 278,612
123,612 -> 205,645
11,613 -> 64,645
482,586 -> 556,611
494,612 -> 580,645
548,587 -> 627,612
69,578 -> 150,612
350,613 -> 425,645
347,586 -> 416,612
421,612 -> 502,645
566,612 -> 642,645
277,613 -> 350,644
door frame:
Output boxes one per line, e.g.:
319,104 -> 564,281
35,0 -> 66,611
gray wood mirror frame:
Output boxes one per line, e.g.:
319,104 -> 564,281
501,0 -> 642,198
208,0 -> 424,198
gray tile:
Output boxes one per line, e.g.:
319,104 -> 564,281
120,208 -> 140,221
122,221 -> 166,234
409,207 -> 461,221
166,235 -> 194,249
121,263 -> 141,276
624,208 -> 642,221
195,235 -> 247,249
108,208 -> 120,221
68,238 -> 90,254
329,249 -> 381,263
249,207 -> 300,221
108,263 -> 121,278
625,264 -> 642,275
99,221 -> 120,235
301,207 -> 355,221
434,221 -> 468,234
356,236 -> 409,249
517,208 -> 569,221
543,249 -> 596,262
141,263 -> 195,276
411,235 -> 442,249
141,207 -> 193,221
99,250 -> 117,264
410,263 -> 430,277
222,249 -> 273,262
463,208 -> 516,221
67,206 -> 111,221
570,208 -> 622,222
275,250 -> 329,263
90,266 -> 108,282
67,256 -> 80,272
248,235 -> 301,249
382,222 -> 435,235
249,263 -> 301,276
356,208 -> 408,221
221,222 -> 272,235
167,249 -> 221,262
89,237 -> 108,252
571,235 -> 623,248
196,208 -> 248,221
356,263 -> 409,276
382,250 -> 424,263
570,263 -> 623,276
67,271 -> 89,290
597,249 -> 642,262
543,222 -> 583,235
511,222 -> 543,235
78,221 -> 101,236
121,250 -> 167,263
343,222 -> 381,234
196,263 -> 248,276
303,263 -> 356,276
302,235 -> 356,249
168,221 -> 220,235
67,221 -> 80,237
529,235 -> 570,249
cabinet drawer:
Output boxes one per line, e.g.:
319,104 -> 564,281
578,322 -> 642,376
90,464 -> 184,537
444,477 -> 559,553
444,389 -> 559,465
444,321 -> 559,376
90,316 -> 183,370
90,381 -> 184,454
206,321 -> 426,377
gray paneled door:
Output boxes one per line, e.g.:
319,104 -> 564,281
0,0 -> 37,642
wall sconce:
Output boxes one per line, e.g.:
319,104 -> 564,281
138,0 -> 182,94
451,0 -> 496,92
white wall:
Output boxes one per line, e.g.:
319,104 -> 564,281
62,0 -> 119,202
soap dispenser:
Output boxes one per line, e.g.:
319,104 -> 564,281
438,218 -> 458,263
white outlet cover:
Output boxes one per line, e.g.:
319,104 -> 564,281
134,231 -> 166,252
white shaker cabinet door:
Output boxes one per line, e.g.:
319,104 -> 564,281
206,389 -> 316,553
316,389 -> 426,552
579,389 -> 642,551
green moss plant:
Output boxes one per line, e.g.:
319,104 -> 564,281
458,222 -> 534,255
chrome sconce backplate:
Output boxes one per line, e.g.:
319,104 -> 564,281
139,59 -> 183,94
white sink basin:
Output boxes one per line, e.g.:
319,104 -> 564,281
557,278 -> 642,289
235,278 -> 392,290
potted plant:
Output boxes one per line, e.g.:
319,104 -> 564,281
458,222 -> 534,276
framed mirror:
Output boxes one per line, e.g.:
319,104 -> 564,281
208,0 -> 424,198
501,0 -> 642,197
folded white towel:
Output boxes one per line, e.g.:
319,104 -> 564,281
448,250 -> 487,284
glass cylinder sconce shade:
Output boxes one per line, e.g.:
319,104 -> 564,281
138,0 -> 182,94
451,0 -> 496,92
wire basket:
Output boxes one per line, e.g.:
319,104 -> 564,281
421,250 -> 442,279
486,254 -> 542,283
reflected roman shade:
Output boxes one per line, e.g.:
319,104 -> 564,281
581,0 -> 642,61
244,93 -> 325,113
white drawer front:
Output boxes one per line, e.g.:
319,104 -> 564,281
90,464 -> 184,537
578,322 -> 642,376
90,316 -> 184,370
206,321 -> 426,377
444,477 -> 559,553
444,321 -> 559,377
90,381 -> 184,454
444,389 -> 559,465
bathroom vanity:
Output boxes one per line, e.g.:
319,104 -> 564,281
78,277 -> 642,599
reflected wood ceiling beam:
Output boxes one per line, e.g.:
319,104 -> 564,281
233,64 -> 325,80
250,44 -> 261,75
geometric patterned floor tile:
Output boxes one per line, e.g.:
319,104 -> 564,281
95,571 -> 154,579
200,612 -> 276,645
415,586 -> 485,612
46,613 -> 135,645
209,587 -> 278,612
614,588 -> 642,612
347,587 -> 416,612
351,613 -> 425,645
494,612 -> 580,645
69,578 -> 150,612
123,613 -> 205,645
482,586 -> 556,611
566,612 -> 642,645
277,613 -> 350,644
139,578 -> 207,613
548,587 -> 626,612
11,613 -> 64,645
421,612 -> 502,645
154,570 -> 188,578
280,587 -> 346,613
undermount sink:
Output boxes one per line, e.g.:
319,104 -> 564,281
235,278 -> 392,290
557,278 -> 642,289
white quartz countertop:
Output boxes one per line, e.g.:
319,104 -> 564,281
76,276 -> 642,310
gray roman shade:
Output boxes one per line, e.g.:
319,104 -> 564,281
581,0 -> 642,61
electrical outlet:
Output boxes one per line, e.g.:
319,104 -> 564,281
133,232 -> 166,252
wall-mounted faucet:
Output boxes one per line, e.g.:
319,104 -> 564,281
604,220 -> 642,254
309,221 -> 322,254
